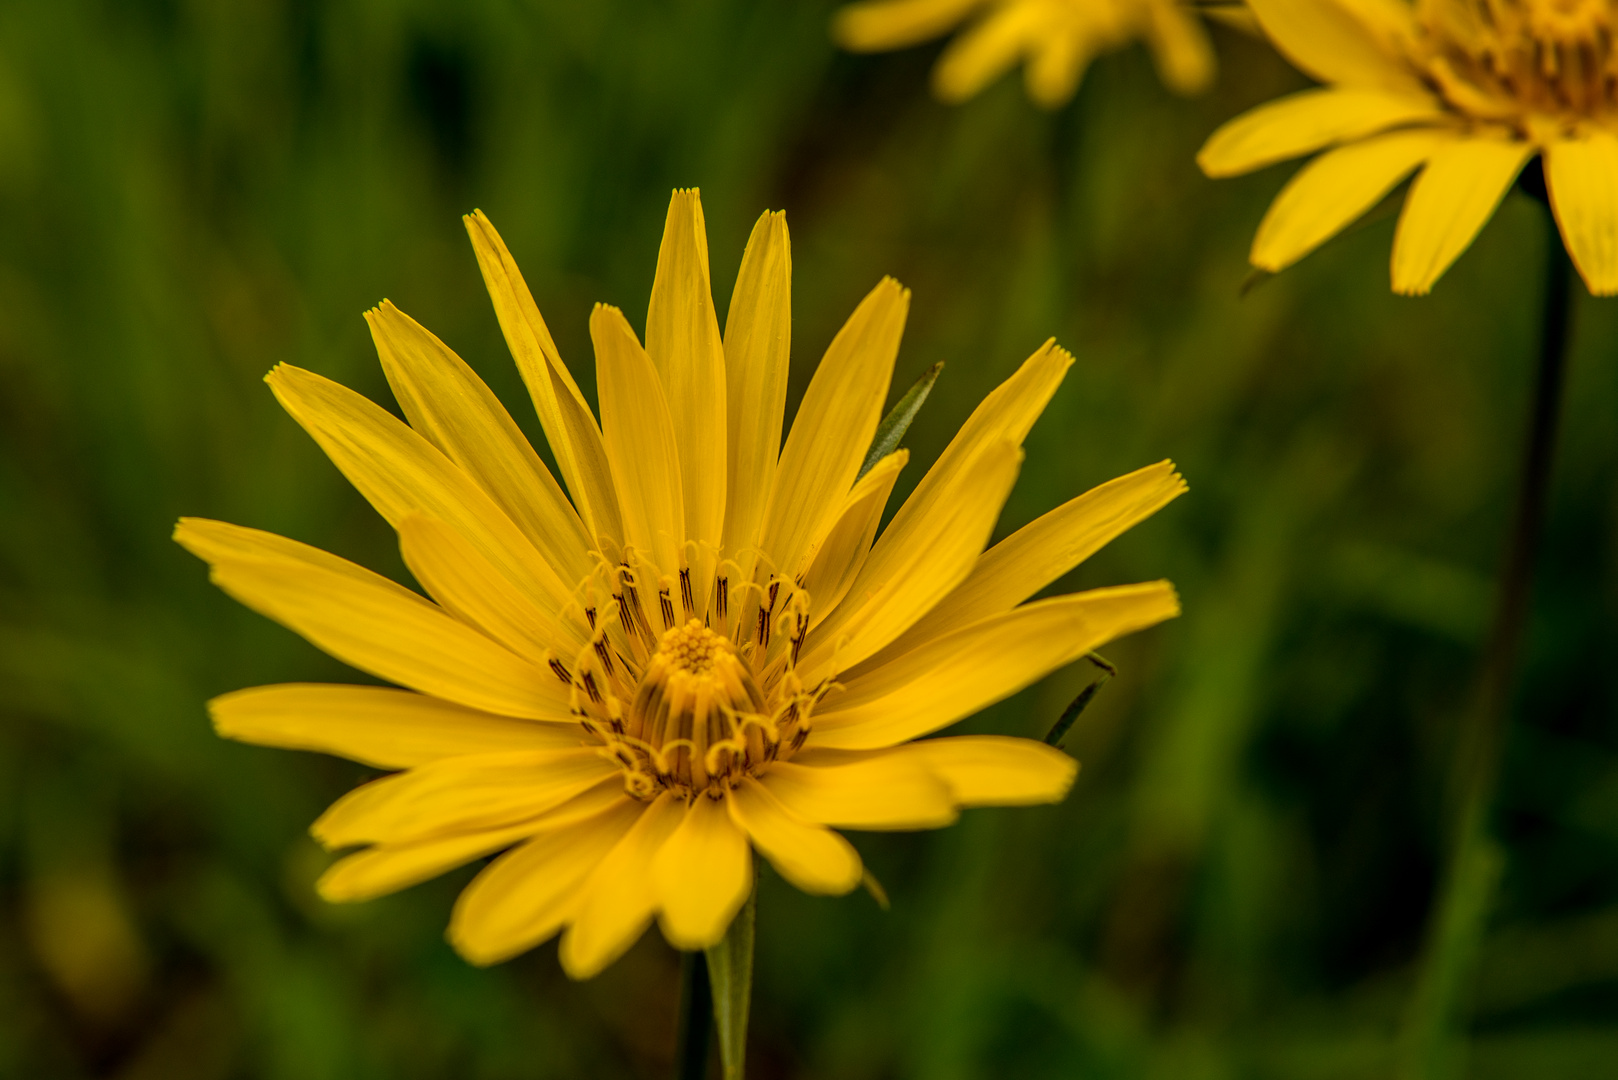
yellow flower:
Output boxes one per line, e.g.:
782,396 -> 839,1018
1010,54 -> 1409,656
1199,0 -> 1618,295
833,0 -> 1216,106
175,190 -> 1183,979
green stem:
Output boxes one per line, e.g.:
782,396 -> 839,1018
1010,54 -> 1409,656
705,887 -> 756,1080
1396,188 -> 1574,1079
674,950 -> 713,1080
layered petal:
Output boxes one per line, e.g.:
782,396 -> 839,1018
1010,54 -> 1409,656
759,752 -> 956,829
398,514 -> 577,659
317,780 -> 626,902
265,363 -> 570,612
933,1 -> 1052,103
1198,86 -> 1443,178
855,459 -> 1184,672
1144,0 -> 1215,96
593,304 -> 685,578
901,735 -> 1077,806
646,190 -> 727,567
560,791 -> 685,979
727,778 -> 862,894
1245,0 -> 1423,91
367,301 -> 593,584
1547,132 -> 1618,297
800,342 -> 1073,673
1251,127 -> 1454,273
811,582 -> 1180,750
311,747 -> 619,849
721,210 -> 792,560
834,0 -> 987,51
463,211 -> 609,538
651,795 -> 752,949
450,796 -> 643,966
209,683 -> 582,769
801,450 -> 907,624
176,519 -> 569,720
798,440 -> 1022,679
758,278 -> 906,579
1391,135 -> 1532,295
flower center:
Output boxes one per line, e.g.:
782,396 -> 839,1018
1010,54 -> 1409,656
623,620 -> 768,795
1419,0 -> 1618,131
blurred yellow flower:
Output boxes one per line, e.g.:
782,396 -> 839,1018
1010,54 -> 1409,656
833,0 -> 1216,106
1199,0 -> 1618,295
175,190 -> 1183,979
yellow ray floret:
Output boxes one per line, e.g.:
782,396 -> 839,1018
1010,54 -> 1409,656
1200,0 -> 1618,295
176,189 -> 1184,980
834,0 -> 1217,106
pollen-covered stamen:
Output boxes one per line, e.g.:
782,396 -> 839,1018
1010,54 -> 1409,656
623,620 -> 768,796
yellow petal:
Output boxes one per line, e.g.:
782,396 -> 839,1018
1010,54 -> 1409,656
1251,127 -> 1453,273
1392,135 -> 1532,295
176,519 -> 569,720
833,0 -> 987,51
1245,0 -> 1422,91
318,820 -> 543,904
811,582 -> 1180,750
799,440 -> 1022,679
1144,0 -> 1215,95
397,514 -> 580,659
209,683 -> 583,769
1023,21 -> 1097,108
366,301 -> 594,585
450,796 -> 642,966
1198,87 -> 1443,178
316,781 -> 625,903
312,747 -> 618,849
1547,133 -> 1618,297
265,363 -> 570,613
726,778 -> 863,895
592,304 -> 685,579
801,340 -> 1075,668
464,210 -> 606,536
174,516 -> 420,599
802,450 -> 907,623
651,795 -> 752,950
900,735 -> 1077,806
542,356 -> 627,550
722,210 -> 792,562
853,459 -> 1185,672
647,190 -> 727,573
559,791 -> 684,979
759,753 -> 957,830
932,2 -> 1051,103
758,278 -> 907,579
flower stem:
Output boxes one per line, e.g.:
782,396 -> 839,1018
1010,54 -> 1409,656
705,887 -> 756,1080
1397,190 -> 1574,1079
674,950 -> 713,1080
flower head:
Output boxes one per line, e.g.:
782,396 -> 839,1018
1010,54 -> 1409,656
1199,0 -> 1618,294
176,190 -> 1183,979
834,0 -> 1216,106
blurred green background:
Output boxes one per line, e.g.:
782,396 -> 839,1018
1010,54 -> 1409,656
3,1 -> 1617,1077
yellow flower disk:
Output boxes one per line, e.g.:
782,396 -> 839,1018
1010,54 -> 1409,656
176,190 -> 1184,979
834,0 -> 1218,106
1200,0 -> 1618,295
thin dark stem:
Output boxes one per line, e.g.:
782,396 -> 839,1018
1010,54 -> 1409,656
674,951 -> 713,1080
1398,189 -> 1575,1079
1449,197 -> 1573,832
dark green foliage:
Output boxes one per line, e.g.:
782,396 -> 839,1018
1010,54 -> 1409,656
2,2 -> 1616,1077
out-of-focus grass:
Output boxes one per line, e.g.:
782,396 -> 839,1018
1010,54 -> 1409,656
1,2 -> 1616,1078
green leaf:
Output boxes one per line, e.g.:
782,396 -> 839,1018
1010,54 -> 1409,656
705,884 -> 756,1080
858,361 -> 942,481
